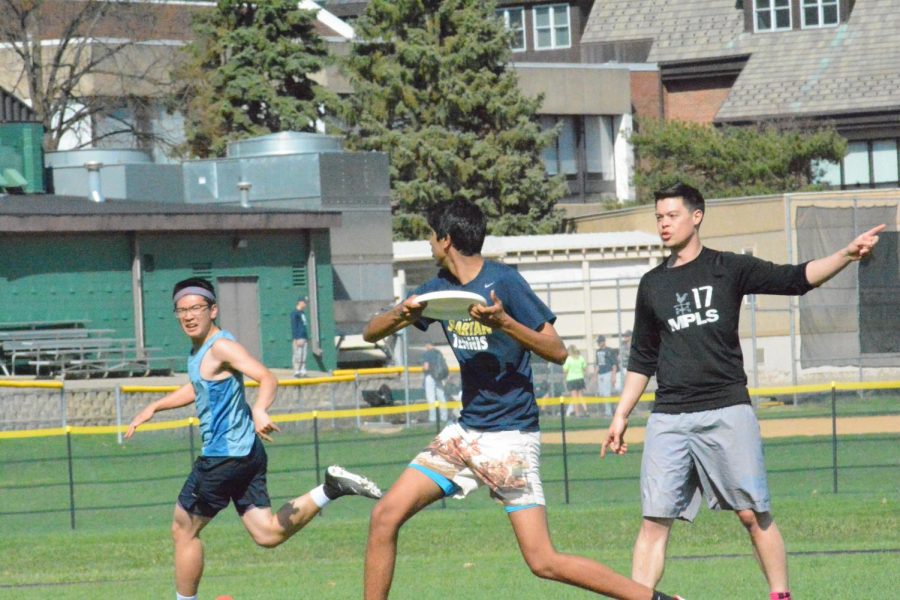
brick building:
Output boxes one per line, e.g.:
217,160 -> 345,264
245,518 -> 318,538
581,0 -> 900,189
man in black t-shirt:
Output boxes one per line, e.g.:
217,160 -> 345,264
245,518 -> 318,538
601,182 -> 885,600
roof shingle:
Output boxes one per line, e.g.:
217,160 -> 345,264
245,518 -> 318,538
582,0 -> 900,121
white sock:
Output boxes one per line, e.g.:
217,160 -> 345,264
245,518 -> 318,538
176,593 -> 197,600
309,484 -> 331,508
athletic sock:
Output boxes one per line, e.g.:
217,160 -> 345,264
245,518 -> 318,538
770,593 -> 792,600
653,592 -> 675,600
176,593 -> 197,600
309,484 -> 331,508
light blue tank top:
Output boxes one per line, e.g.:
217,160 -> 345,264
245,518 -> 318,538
188,330 -> 255,457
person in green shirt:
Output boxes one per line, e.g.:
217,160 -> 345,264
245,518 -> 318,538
562,345 -> 588,417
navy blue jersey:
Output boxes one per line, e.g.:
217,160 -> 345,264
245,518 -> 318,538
412,261 -> 555,432
291,309 -> 308,340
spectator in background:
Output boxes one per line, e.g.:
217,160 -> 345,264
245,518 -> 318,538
291,296 -> 308,377
422,342 -> 449,422
595,335 -> 618,416
563,344 -> 588,417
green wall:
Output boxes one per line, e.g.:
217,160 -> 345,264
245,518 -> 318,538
0,229 -> 337,373
311,230 -> 336,369
0,235 -> 133,333
139,231 -> 336,371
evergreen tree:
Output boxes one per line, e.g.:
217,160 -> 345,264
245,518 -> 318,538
339,0 -> 564,240
630,119 -> 847,203
176,0 -> 329,158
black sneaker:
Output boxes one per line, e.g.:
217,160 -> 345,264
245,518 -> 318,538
323,465 -> 383,500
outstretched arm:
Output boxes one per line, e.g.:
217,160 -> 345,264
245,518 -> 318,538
806,224 -> 885,287
125,383 -> 195,439
470,290 -> 568,364
363,296 -> 425,343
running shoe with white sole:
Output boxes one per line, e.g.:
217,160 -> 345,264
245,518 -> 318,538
323,465 -> 383,500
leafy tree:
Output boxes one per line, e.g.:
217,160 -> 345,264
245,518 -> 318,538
630,119 -> 847,202
177,0 -> 328,158
339,0 -> 564,240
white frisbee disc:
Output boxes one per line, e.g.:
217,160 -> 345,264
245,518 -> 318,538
414,290 -> 487,320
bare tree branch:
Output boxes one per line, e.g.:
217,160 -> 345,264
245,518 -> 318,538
0,0 -> 185,152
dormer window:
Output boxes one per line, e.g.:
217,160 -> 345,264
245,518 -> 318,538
534,4 -> 571,50
801,0 -> 839,28
754,0 -> 792,32
747,0 -> 850,32
496,7 -> 526,52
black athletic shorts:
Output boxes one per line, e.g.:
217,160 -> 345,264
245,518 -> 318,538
177,436 -> 271,518
565,378 -> 585,391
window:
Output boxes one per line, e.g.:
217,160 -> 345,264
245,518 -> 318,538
754,0 -> 791,32
540,116 -> 560,175
496,7 -> 526,52
813,158 -> 842,186
814,139 -> 900,189
801,0 -> 839,28
844,141 -> 871,186
533,4 -> 570,50
584,115 -> 615,179
872,140 -> 899,185
539,115 -> 615,180
540,115 -> 577,175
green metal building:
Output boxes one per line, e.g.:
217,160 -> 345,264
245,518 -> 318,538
0,197 -> 341,371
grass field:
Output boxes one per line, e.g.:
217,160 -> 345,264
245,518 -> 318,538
1,396 -> 897,599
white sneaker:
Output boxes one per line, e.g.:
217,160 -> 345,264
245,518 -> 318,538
323,465 -> 383,500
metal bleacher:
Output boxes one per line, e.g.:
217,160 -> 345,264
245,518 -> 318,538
0,322 -> 177,378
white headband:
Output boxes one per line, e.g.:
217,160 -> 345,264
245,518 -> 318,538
173,286 -> 216,304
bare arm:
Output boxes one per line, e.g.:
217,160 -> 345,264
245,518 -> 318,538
363,296 -> 425,343
470,290 -> 568,364
210,339 -> 280,442
600,370 -> 651,457
805,224 -> 885,287
125,383 -> 195,439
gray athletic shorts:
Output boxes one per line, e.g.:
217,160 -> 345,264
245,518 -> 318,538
640,403 -> 771,522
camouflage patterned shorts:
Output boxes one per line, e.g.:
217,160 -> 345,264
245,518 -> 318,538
411,422 -> 544,510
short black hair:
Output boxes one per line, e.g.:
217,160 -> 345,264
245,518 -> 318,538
172,277 -> 216,305
426,198 -> 487,256
654,182 -> 705,214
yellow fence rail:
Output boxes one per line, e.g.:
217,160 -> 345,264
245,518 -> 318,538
1,377 -> 897,529
1,378 -> 897,440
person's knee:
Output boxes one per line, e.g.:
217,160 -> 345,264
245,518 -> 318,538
737,509 -> 772,532
638,517 -> 673,542
522,548 -> 561,580
171,519 -> 197,545
250,531 -> 283,549
369,498 -> 404,537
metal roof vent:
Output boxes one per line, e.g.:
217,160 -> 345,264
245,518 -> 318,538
226,132 -> 342,158
85,161 -> 105,203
